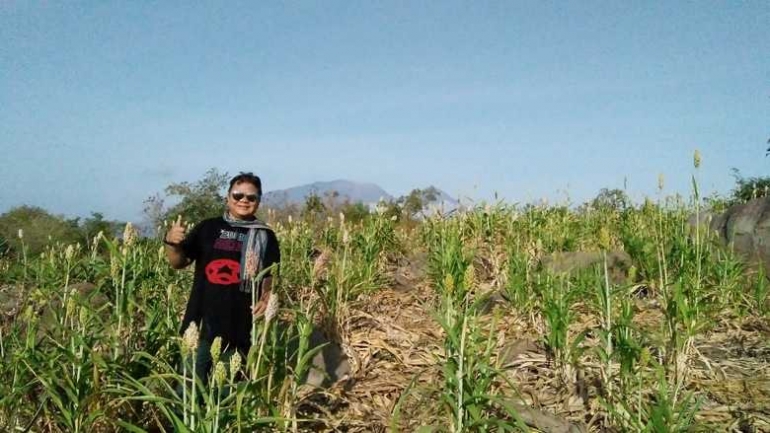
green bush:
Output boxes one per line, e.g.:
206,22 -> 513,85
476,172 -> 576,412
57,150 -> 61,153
0,206 -> 82,256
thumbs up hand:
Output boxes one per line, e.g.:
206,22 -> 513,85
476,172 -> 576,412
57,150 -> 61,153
165,215 -> 186,246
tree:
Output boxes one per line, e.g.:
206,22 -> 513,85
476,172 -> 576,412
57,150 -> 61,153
143,168 -> 230,228
79,212 -> 124,243
323,190 -> 341,211
399,187 -> 441,219
376,199 -> 402,222
340,201 -> 370,224
142,192 -> 166,231
301,191 -> 326,221
590,188 -> 630,212
730,168 -> 770,203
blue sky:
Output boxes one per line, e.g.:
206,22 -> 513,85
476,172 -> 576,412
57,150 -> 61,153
1,1 -> 767,222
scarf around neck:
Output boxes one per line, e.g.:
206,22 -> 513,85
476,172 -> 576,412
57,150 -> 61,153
222,211 -> 273,293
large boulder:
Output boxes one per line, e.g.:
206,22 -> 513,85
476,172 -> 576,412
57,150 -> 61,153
304,328 -> 351,387
37,282 -> 110,336
1,282 -> 111,346
693,197 -> 770,274
539,250 -> 633,284
0,283 -> 24,325
278,322 -> 351,388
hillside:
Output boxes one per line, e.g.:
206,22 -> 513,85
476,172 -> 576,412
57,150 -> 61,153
263,179 -> 460,212
263,180 -> 392,207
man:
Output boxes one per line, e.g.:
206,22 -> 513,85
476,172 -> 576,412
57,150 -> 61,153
164,172 -> 280,379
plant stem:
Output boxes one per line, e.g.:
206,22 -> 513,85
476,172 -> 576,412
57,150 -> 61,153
455,315 -> 467,433
182,360 -> 188,425
191,356 -> 196,430
602,251 -> 613,402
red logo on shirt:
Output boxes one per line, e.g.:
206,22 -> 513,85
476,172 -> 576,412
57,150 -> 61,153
205,259 -> 241,285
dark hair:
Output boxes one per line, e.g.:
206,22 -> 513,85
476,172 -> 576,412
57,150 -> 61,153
228,172 -> 262,196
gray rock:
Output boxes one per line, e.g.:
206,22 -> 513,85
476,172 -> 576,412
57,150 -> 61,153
37,282 -> 109,335
2,281 -> 109,343
499,338 -> 540,367
477,290 -> 508,314
0,283 -> 24,325
693,197 -> 770,274
539,250 -> 633,284
286,327 -> 351,388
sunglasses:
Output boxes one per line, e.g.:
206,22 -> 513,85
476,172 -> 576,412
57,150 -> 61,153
231,192 -> 260,203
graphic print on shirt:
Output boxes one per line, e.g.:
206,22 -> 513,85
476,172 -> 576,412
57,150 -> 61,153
213,229 -> 247,252
204,230 -> 247,285
205,258 -> 241,285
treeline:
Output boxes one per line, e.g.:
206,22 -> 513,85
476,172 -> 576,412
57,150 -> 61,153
2,167 -> 767,258
141,168 -> 447,228
0,207 -> 124,257
0,169 -> 447,258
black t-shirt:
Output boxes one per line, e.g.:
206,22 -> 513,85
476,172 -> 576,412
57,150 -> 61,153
178,217 -> 280,352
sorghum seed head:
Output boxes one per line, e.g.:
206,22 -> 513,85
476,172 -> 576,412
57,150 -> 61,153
78,307 -> 88,327
123,222 -> 137,247
94,231 -> 104,245
264,292 -> 279,322
598,227 -> 611,250
214,361 -> 227,388
693,149 -> 701,169
110,256 -> 120,281
444,274 -> 455,294
342,229 -> 350,245
65,245 -> 75,261
312,250 -> 331,281
463,265 -> 476,291
229,351 -> 242,380
210,337 -> 222,365
245,249 -> 259,279
182,322 -> 199,353
66,293 -> 77,318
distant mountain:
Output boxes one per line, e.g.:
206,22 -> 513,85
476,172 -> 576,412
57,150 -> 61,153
262,180 -> 461,216
263,180 -> 393,207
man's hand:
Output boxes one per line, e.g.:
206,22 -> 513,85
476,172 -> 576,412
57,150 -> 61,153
165,215 -> 190,269
166,215 -> 186,245
252,299 -> 267,317
251,288 -> 271,317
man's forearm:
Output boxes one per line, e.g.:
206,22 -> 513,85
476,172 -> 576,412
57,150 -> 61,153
260,276 -> 273,298
165,244 -> 190,269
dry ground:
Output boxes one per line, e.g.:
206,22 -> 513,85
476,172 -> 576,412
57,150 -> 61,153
292,254 -> 770,433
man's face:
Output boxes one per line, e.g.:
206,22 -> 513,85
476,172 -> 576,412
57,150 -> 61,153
227,181 -> 260,219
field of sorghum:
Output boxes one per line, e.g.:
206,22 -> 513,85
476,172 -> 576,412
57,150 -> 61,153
0,184 -> 768,432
